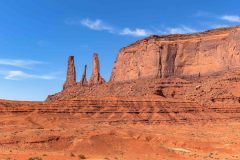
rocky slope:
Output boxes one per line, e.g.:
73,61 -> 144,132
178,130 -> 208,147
47,66 -> 240,108
110,27 -> 240,82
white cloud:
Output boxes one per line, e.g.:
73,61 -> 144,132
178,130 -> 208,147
220,15 -> 240,22
68,18 -> 199,37
210,24 -> 230,29
80,18 -> 113,32
0,59 -> 58,81
4,70 -> 56,80
70,18 -> 152,37
166,26 -> 198,34
120,28 -> 152,37
194,11 -> 240,23
0,59 -> 43,68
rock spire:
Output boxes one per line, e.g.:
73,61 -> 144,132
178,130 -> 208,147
89,53 -> 105,85
80,65 -> 88,86
63,56 -> 76,89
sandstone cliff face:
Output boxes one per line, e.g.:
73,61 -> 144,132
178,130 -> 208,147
89,53 -> 105,85
110,27 -> 240,82
63,56 -> 76,89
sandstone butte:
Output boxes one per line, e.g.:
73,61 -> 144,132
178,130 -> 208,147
110,26 -> 240,82
1,27 -> 240,160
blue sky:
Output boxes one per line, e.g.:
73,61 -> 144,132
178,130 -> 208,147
0,0 -> 240,101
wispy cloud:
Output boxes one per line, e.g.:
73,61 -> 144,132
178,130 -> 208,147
193,11 -> 240,29
120,28 -> 152,37
80,18 -> 114,32
80,18 -> 151,37
166,26 -> 198,34
3,70 -> 56,80
209,24 -> 230,29
220,15 -> 240,22
67,18 -> 151,37
67,18 -> 199,37
0,59 -> 58,80
195,11 -> 240,23
0,59 -> 43,68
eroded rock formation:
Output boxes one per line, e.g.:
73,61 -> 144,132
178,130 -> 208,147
89,53 -> 105,85
54,27 -> 240,103
110,27 -> 240,82
63,53 -> 105,89
80,65 -> 88,86
63,56 -> 76,89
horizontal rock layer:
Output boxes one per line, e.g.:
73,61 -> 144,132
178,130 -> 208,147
47,67 -> 240,108
1,99 -> 240,125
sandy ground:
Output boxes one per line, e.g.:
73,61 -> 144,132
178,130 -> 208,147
0,112 -> 240,160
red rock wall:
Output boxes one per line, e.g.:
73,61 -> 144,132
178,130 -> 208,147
110,27 -> 240,82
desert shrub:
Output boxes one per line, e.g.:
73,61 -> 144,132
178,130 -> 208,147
78,154 -> 86,159
28,157 -> 42,160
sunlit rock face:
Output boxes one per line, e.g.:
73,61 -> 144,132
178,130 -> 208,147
80,65 -> 88,86
110,27 -> 240,82
63,56 -> 76,89
89,53 -> 105,85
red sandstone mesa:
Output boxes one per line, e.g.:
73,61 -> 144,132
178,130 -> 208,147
48,26 -> 240,104
110,27 -> 240,82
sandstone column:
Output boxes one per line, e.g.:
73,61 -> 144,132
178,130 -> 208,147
63,56 -> 76,89
80,65 -> 88,86
89,53 -> 105,85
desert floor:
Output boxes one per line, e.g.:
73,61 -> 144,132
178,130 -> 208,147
0,112 -> 239,160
